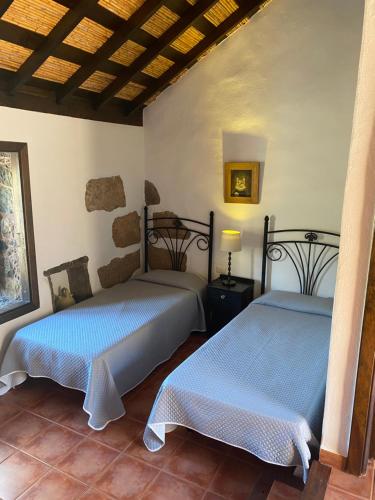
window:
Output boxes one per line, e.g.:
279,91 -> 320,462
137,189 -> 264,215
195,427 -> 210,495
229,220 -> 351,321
0,142 -> 39,324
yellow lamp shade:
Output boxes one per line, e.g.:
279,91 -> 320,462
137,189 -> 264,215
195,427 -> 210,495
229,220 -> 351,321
220,230 -> 241,252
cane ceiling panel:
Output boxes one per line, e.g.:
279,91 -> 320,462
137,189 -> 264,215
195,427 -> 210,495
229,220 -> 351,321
0,0 -> 268,125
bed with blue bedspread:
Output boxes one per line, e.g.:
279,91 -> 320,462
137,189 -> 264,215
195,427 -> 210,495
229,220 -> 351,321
143,291 -> 333,482
0,270 -> 206,430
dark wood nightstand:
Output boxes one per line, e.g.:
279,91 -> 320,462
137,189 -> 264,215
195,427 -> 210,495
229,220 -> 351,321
206,275 -> 254,334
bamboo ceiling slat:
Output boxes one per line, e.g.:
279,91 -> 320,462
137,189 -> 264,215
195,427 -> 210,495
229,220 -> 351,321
171,26 -> 205,54
33,56 -> 79,83
64,17 -> 113,54
205,0 -> 239,27
0,40 -> 32,72
141,6 -> 179,38
80,70 -> 115,92
98,0 -> 145,20
116,81 -> 146,101
110,40 -> 146,67
185,0 -> 238,26
142,54 -> 174,78
1,0 -> 67,36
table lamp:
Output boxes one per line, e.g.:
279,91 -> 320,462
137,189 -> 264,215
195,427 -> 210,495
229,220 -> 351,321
220,229 -> 242,287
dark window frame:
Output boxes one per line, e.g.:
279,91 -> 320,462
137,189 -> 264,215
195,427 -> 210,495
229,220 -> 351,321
0,141 -> 39,324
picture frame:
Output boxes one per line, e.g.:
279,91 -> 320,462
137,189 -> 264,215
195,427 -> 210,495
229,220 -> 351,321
224,162 -> 260,204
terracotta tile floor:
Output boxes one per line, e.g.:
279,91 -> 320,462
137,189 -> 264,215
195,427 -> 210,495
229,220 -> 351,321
0,334 -> 303,500
324,460 -> 374,499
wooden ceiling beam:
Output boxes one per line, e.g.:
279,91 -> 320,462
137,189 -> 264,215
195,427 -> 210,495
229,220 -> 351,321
124,0 -> 265,117
7,0 -> 99,94
95,0 -> 219,109
0,67 -> 136,110
0,0 -> 13,17
56,0 -> 164,104
0,70 -> 142,126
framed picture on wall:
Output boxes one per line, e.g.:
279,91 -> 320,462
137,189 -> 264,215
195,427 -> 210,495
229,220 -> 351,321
224,162 -> 260,204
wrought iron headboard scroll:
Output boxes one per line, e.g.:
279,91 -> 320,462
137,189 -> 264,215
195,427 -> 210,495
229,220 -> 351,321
261,215 -> 340,296
144,206 -> 214,283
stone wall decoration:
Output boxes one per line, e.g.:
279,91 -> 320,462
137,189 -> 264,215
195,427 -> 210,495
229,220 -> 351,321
44,256 -> 93,312
98,249 -> 140,289
85,176 -> 126,212
112,211 -> 141,248
148,245 -> 187,272
145,180 -> 160,206
153,211 -> 191,240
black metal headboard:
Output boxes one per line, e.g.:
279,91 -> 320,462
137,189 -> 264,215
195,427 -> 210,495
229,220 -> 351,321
261,215 -> 340,296
144,206 -> 214,282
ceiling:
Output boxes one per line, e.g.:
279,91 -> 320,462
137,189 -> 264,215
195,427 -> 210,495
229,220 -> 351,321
0,0 -> 267,126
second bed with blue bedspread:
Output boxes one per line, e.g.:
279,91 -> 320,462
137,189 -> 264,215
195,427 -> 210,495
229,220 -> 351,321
144,290 -> 333,481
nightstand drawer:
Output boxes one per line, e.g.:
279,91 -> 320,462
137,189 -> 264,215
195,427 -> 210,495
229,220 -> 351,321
206,276 -> 254,334
208,288 -> 242,313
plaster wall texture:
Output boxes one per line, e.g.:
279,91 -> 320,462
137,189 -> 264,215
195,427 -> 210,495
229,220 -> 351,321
0,107 -> 144,358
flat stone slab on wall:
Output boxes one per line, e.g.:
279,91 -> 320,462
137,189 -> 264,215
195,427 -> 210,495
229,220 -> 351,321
145,180 -> 160,206
112,211 -> 141,248
148,245 -> 187,272
85,176 -> 126,212
98,249 -> 140,289
153,211 -> 190,240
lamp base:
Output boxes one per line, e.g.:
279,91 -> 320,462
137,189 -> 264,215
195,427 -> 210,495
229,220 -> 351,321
221,278 -> 236,287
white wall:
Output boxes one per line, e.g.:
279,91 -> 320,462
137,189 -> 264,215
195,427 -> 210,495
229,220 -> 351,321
144,0 -> 364,296
322,0 -> 375,458
0,107 -> 144,357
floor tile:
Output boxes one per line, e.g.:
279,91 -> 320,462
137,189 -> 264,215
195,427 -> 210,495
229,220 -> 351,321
79,488 -> 113,499
126,387 -> 159,423
324,486 -> 360,499
203,493 -> 225,500
58,438 -> 119,484
226,444 -> 264,464
4,378 -> 54,409
329,466 -> 373,498
57,406 -> 92,435
0,442 -> 16,463
0,411 -> 47,448
126,433 -> 183,468
209,456 -> 262,499
23,422 -> 83,465
0,451 -> 49,499
91,417 -> 144,451
0,400 -> 22,424
267,480 -> 301,499
187,431 -> 232,454
142,471 -> 205,499
165,440 -> 223,488
19,469 -> 87,499
95,454 -> 159,499
31,391 -> 82,422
